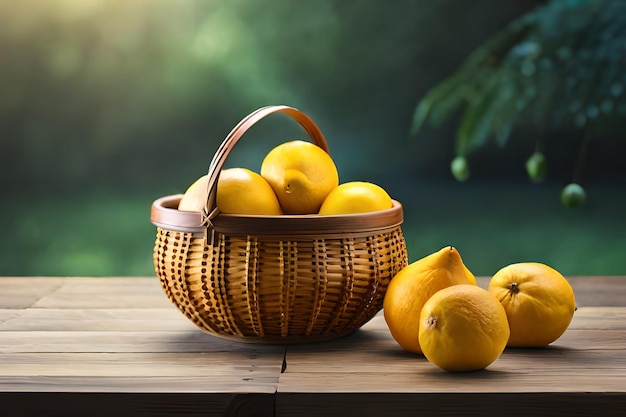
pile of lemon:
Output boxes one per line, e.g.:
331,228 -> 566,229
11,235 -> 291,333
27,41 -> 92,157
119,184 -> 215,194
177,139 -> 577,374
178,140 -> 393,216
383,246 -> 577,372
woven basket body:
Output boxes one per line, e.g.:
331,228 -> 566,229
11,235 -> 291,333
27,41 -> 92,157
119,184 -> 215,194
151,106 -> 408,343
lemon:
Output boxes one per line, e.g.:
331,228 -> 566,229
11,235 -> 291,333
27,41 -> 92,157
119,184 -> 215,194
178,168 -> 282,215
488,262 -> 576,347
260,140 -> 339,214
419,284 -> 510,372
383,246 -> 477,354
178,175 -> 210,212
217,168 -> 282,215
318,181 -> 392,215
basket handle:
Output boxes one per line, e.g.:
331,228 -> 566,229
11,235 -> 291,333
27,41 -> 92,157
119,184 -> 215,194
202,105 -> 329,226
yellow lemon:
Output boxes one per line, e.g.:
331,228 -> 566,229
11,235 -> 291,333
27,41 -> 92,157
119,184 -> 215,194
419,284 -> 510,372
217,168 -> 282,215
383,246 -> 477,354
260,140 -> 339,214
178,174 -> 210,212
178,168 -> 282,215
488,262 -> 576,347
318,181 -> 393,215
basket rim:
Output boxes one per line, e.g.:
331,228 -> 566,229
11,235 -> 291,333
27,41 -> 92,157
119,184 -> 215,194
151,194 -> 404,235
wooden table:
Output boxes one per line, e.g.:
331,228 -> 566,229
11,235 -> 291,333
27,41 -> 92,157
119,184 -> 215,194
1,276 -> 625,416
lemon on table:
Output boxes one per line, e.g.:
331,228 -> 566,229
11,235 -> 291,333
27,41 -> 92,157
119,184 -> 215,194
419,284 -> 510,372
318,181 -> 392,215
178,168 -> 283,215
488,262 -> 576,347
383,246 -> 477,354
260,140 -> 339,214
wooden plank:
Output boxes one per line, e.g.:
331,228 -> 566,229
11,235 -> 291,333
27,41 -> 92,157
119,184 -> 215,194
568,307 -> 626,329
280,334 -> 626,375
0,352 -> 281,378
278,311 -> 626,394
1,392 -> 275,417
0,353 -> 282,394
273,309 -> 626,359
0,277 -> 171,309
0,277 -> 66,309
565,276 -> 626,307
31,277 -> 172,309
277,368 -> 626,394
278,344 -> 626,393
0,308 -> 197,332
2,276 -> 626,416
279,334 -> 626,372
0,309 -> 20,324
0,330 -> 286,354
0,374 -> 281,393
276,392 -> 626,417
0,375 -> 280,394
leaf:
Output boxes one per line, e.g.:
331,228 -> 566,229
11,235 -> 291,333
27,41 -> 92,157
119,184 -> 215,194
410,70 -> 475,135
491,83 -> 521,147
495,123 -> 514,147
455,82 -> 499,155
412,0 -> 626,148
455,67 -> 525,154
428,75 -> 476,127
409,98 -> 433,136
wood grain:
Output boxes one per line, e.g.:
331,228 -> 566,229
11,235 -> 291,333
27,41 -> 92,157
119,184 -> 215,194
0,308 -> 195,331
1,276 -> 625,417
0,392 -> 275,417
275,393 -> 626,417
278,316 -> 626,393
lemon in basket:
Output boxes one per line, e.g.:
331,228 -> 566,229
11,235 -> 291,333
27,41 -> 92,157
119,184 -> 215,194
260,140 -> 339,214
319,181 -> 392,215
178,168 -> 282,215
178,174 -> 210,212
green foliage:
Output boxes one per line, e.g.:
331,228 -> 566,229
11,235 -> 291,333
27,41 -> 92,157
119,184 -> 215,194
412,0 -> 626,155
2,0 -> 624,276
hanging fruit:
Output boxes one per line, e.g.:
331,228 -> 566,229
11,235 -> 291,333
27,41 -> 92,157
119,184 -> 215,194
450,156 -> 470,182
525,151 -> 547,183
561,183 -> 586,209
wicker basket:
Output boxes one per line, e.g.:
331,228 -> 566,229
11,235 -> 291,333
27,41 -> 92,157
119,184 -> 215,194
150,105 -> 408,344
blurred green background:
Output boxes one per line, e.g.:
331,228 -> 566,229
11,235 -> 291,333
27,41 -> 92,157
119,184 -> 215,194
2,0 -> 625,277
